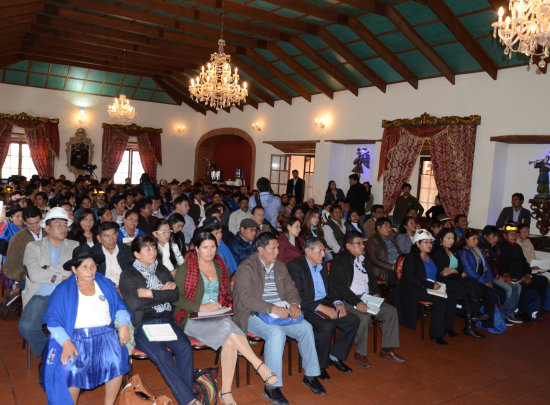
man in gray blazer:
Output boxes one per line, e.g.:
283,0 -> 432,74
496,193 -> 531,228
18,207 -> 79,356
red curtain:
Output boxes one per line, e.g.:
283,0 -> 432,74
101,127 -> 129,180
0,114 -> 60,177
431,125 -> 477,219
101,123 -> 162,182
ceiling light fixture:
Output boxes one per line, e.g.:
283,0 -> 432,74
189,0 -> 247,109
492,1 -> 550,67
108,50 -> 137,123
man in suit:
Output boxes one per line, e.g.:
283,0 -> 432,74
92,221 -> 132,287
287,238 -> 360,380
496,193 -> 531,228
346,174 -> 369,216
233,232 -> 325,405
330,231 -> 405,368
286,170 -> 305,204
18,207 -> 79,356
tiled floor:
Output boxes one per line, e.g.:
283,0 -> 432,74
2,314 -> 550,404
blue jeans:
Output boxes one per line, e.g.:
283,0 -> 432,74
492,278 -> 520,317
134,318 -> 194,405
247,315 -> 320,388
19,295 -> 50,356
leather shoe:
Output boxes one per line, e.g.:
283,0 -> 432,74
379,349 -> 406,364
303,376 -> 326,395
264,386 -> 289,405
329,358 -> 352,373
353,353 -> 371,368
319,368 -> 330,380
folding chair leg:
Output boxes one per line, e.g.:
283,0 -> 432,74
287,339 -> 292,376
26,341 -> 31,371
298,354 -> 302,374
246,361 -> 251,385
420,306 -> 425,340
235,355 -> 240,388
373,321 -> 378,353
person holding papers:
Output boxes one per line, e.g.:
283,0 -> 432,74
433,229 -> 487,339
457,229 -> 497,331
394,229 -> 457,345
42,245 -> 130,405
329,231 -> 404,368
119,235 -> 202,405
287,238 -> 360,380
173,232 -> 278,405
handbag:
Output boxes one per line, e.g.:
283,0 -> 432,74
257,311 -> 304,326
476,305 -> 507,334
119,374 -> 172,405
193,367 -> 218,405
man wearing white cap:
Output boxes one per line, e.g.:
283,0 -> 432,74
18,207 -> 79,356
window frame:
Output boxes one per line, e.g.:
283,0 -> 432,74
113,142 -> 144,185
416,155 -> 438,213
0,133 -> 37,179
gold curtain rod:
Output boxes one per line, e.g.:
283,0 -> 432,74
382,112 -> 481,128
102,122 -> 162,133
0,112 -> 59,124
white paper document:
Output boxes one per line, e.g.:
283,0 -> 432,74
268,301 -> 290,318
359,293 -> 385,315
142,323 -> 178,342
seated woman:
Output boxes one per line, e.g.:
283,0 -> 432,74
167,212 -> 187,255
202,218 -> 238,275
289,206 -> 305,223
277,216 -> 304,264
119,235 -> 201,405
117,210 -> 145,244
0,204 -> 24,258
42,245 -> 131,405
457,228 -> 497,332
174,232 -> 278,405
517,224 -> 536,264
395,216 -> 416,255
300,209 -> 324,241
97,207 -> 113,223
394,229 -> 457,345
346,209 -> 366,237
67,208 -> 97,247
153,219 -> 184,277
432,229 -> 485,338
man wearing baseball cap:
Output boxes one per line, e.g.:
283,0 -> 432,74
18,207 -> 79,357
230,218 -> 260,266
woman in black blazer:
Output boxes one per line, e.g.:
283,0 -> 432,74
324,180 -> 346,205
394,229 -> 457,345
431,229 -> 485,338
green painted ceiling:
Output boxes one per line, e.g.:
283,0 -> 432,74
0,0 -> 534,114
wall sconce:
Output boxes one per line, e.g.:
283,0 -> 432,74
251,121 -> 263,132
177,124 -> 186,133
314,116 -> 328,129
77,108 -> 88,127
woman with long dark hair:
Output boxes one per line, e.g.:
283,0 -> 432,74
301,209 -> 324,241
395,216 -> 417,255
324,180 -> 345,205
278,216 -> 304,264
67,208 -> 97,247
173,232 -> 278,405
153,219 -> 184,277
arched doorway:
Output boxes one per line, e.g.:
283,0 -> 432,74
194,128 -> 256,188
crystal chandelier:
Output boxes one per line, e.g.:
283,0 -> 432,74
492,0 -> 550,67
107,94 -> 136,123
189,0 -> 247,110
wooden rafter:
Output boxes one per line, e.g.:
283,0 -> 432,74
161,75 -> 218,114
154,76 -> 212,115
420,0 -> 498,80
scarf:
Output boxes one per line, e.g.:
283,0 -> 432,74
174,251 -> 231,326
133,259 -> 172,313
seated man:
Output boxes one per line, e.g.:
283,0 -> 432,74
18,207 -> 79,356
454,214 -> 469,241
499,225 -> 548,321
229,218 -> 259,265
322,205 -> 348,255
135,197 -> 160,235
363,204 -> 384,239
365,217 -> 402,285
228,196 -> 250,235
287,238 -> 360,379
330,231 -> 405,368
3,206 -> 45,288
92,221 -> 132,287
496,193 -> 531,228
478,226 -> 522,325
233,232 -> 325,405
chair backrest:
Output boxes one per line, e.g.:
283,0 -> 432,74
395,254 -> 406,281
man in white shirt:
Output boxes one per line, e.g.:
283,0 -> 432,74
322,205 -> 348,254
92,221 -> 132,286
228,196 -> 250,235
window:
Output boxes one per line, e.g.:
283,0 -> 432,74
1,134 -> 37,179
417,156 -> 438,212
269,154 -> 315,199
113,144 -> 145,184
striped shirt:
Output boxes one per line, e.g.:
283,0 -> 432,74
260,258 -> 281,303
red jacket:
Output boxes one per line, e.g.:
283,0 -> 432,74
277,233 -> 304,264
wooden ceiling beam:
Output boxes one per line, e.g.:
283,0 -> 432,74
347,17 -> 418,89
0,2 -> 43,18
161,75 -> 217,114
233,55 -> 292,105
0,14 -> 35,27
156,76 -> 209,115
266,43 -> 334,99
153,76 -> 183,106
419,0 -> 498,79
487,0 -> 508,11
290,36 -> 359,96
0,54 -> 23,69
242,49 -> 312,102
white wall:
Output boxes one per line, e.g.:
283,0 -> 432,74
0,65 -> 548,234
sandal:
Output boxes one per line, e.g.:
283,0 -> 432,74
255,362 -> 278,385
219,391 -> 237,405
187,399 -> 203,405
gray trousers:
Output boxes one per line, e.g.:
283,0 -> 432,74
343,301 -> 400,356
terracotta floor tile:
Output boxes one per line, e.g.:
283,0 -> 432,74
12,383 -> 46,401
0,384 -> 14,402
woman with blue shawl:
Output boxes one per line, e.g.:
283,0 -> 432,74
41,245 -> 131,405
0,204 -> 25,260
